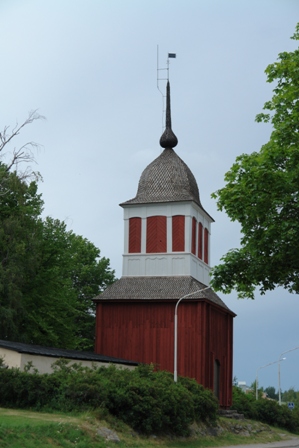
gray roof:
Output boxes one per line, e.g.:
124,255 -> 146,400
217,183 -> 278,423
0,340 -> 138,366
120,81 -> 213,221
94,276 -> 235,315
121,148 -> 204,208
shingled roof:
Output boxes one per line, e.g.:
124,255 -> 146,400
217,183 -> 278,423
94,276 -> 235,314
0,340 -> 138,366
120,81 -> 213,221
121,148 -> 204,207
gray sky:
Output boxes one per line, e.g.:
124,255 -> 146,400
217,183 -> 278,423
1,0 -> 299,392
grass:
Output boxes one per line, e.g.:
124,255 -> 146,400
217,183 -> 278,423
0,407 -> 297,448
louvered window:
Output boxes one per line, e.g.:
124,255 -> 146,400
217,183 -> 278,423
172,215 -> 185,252
204,227 -> 209,264
191,217 -> 196,255
146,216 -> 167,253
129,217 -> 141,253
198,222 -> 203,259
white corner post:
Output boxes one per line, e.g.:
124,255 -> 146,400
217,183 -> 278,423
174,286 -> 210,382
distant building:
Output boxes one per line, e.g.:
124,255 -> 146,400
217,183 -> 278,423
237,381 -> 253,394
94,81 -> 236,408
0,339 -> 137,374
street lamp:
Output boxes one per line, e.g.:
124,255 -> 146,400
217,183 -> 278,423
256,360 -> 282,400
278,345 -> 299,405
174,285 -> 210,382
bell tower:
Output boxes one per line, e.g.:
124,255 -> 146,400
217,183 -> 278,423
120,81 -> 214,285
94,79 -> 235,410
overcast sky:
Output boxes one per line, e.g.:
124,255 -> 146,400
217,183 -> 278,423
1,0 -> 299,392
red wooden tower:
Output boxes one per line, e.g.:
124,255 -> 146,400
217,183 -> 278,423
94,82 -> 235,408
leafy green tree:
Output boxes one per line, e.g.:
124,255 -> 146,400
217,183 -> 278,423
0,114 -> 116,349
233,375 -> 238,386
0,166 -> 43,340
264,386 -> 278,400
23,217 -> 115,350
211,23 -> 299,299
67,230 -> 115,349
0,169 -> 115,349
282,387 -> 299,407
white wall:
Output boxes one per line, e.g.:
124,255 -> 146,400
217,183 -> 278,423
0,348 -> 136,374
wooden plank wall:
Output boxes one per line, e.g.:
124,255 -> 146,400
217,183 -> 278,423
95,300 -> 233,408
129,217 -> 141,253
146,216 -> 167,253
172,215 -> 185,252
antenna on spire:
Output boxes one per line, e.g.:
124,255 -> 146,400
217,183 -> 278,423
157,46 -> 176,132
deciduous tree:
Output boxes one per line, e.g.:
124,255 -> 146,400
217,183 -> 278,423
21,217 -> 115,350
0,110 -> 44,181
211,23 -> 299,299
0,166 -> 43,340
0,114 -> 115,349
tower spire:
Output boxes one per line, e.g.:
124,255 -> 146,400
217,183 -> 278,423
159,81 -> 178,149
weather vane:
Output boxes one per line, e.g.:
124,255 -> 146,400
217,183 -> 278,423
157,46 -> 176,131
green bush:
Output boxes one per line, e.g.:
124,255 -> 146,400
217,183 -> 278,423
232,386 -> 299,434
180,376 -> 219,422
254,399 -> 280,426
0,361 -> 218,436
232,385 -> 257,419
106,366 -> 196,435
253,399 -> 298,432
0,367 -> 59,409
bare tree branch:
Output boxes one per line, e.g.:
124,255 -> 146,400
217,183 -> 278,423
0,110 -> 45,182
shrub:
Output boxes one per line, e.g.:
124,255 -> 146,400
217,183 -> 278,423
180,376 -> 219,422
0,367 -> 58,409
232,385 -> 257,419
253,399 -> 298,433
0,362 -> 219,436
105,365 -> 197,435
232,386 -> 299,434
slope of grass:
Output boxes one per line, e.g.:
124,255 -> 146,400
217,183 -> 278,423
0,407 -> 298,448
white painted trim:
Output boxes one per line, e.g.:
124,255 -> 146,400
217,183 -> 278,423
122,201 -> 213,283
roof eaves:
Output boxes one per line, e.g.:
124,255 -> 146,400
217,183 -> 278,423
0,340 -> 138,366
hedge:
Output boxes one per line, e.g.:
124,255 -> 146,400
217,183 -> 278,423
0,360 -> 218,436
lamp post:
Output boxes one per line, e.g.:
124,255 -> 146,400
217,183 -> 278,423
174,285 -> 210,382
278,345 -> 299,405
256,360 -> 281,400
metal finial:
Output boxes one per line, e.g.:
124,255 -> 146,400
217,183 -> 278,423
159,81 -> 178,149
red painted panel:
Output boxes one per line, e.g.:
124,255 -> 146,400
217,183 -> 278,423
204,227 -> 209,264
95,302 -> 175,371
198,222 -> 203,259
129,217 -> 141,253
172,215 -> 185,252
95,300 -> 234,408
207,306 -> 234,408
191,217 -> 196,255
95,299 -> 233,408
146,216 -> 167,253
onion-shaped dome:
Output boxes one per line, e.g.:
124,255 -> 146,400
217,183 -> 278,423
121,81 -> 206,211
122,147 -> 201,206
